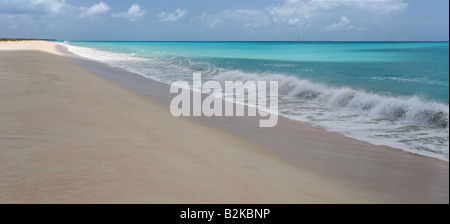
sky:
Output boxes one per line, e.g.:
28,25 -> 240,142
0,0 -> 448,41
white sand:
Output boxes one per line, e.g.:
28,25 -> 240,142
0,40 -> 63,56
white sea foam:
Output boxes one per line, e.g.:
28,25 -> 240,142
370,76 -> 449,87
61,42 -> 450,161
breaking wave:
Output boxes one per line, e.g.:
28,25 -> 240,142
61,42 -> 449,161
216,70 -> 449,128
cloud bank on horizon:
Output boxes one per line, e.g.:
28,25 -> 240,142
0,0 -> 448,41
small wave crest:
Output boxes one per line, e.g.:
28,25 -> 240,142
370,76 -> 449,87
169,56 -> 219,75
59,42 -> 193,83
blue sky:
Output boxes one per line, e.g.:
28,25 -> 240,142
1,0 -> 448,41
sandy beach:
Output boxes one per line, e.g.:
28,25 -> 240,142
0,41 -> 448,204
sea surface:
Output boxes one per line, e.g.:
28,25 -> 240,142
61,41 -> 449,161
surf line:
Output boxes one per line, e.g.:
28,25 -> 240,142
170,73 -> 279,127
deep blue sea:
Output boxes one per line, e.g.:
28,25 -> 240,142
61,41 -> 449,161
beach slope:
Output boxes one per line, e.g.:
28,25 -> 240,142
0,41 -> 447,203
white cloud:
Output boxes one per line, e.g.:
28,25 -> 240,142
157,8 -> 187,22
80,2 -> 110,18
200,0 -> 408,29
0,0 -> 113,19
266,0 -> 407,26
0,0 -> 68,14
112,4 -> 146,21
354,0 -> 409,14
1,0 -> 148,24
201,9 -> 271,28
325,16 -> 354,31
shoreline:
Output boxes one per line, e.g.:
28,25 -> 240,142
68,45 -> 448,202
1,41 -> 448,203
61,41 -> 449,162
62,42 -> 449,202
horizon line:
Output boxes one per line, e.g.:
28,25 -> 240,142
2,38 -> 449,42
59,40 -> 450,42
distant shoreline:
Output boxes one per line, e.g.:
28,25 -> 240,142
0,38 -> 57,42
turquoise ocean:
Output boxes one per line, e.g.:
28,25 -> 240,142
61,41 -> 449,161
